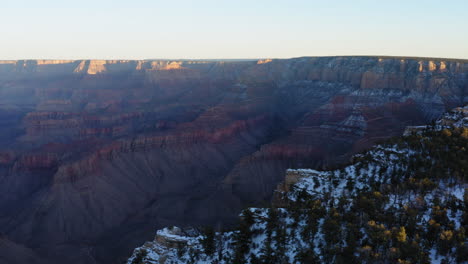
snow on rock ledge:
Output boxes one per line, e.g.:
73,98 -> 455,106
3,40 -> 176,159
404,105 -> 468,135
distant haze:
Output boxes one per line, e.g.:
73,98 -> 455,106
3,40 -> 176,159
1,0 -> 467,60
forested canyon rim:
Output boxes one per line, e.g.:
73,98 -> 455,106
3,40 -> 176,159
127,106 -> 468,264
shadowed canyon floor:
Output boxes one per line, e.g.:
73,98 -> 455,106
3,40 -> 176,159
0,56 -> 467,263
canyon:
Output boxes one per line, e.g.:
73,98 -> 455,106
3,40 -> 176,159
0,56 -> 466,264
127,106 -> 468,264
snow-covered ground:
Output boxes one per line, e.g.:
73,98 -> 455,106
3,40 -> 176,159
128,106 -> 468,264
129,142 -> 466,263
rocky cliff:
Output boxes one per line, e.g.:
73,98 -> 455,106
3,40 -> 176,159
127,105 -> 468,264
0,56 -> 467,264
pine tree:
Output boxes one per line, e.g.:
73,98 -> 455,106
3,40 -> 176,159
200,226 -> 216,256
260,208 -> 278,263
233,209 -> 255,263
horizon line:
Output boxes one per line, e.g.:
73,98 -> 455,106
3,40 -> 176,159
1,55 -> 468,63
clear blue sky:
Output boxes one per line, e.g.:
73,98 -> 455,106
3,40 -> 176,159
1,0 -> 467,60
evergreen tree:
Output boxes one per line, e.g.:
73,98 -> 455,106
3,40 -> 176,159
233,209 -> 255,263
200,226 -> 216,256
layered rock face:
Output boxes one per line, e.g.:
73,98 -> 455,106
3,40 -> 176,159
0,56 -> 466,264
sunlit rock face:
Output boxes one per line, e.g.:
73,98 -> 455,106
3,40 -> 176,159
0,56 -> 466,264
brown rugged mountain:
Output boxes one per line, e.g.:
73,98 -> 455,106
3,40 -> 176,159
0,56 -> 466,263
